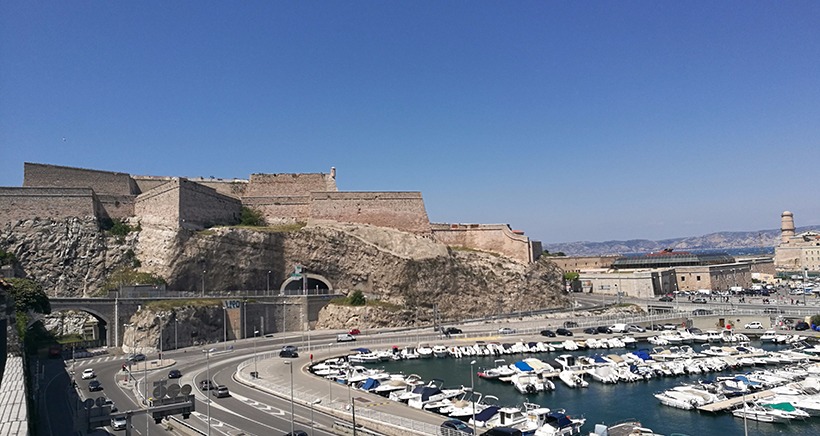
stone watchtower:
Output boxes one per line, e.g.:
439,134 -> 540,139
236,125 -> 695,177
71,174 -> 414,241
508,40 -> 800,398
781,210 -> 795,243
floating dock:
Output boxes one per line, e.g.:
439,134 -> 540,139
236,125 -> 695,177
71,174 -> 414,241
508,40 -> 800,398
697,389 -> 777,412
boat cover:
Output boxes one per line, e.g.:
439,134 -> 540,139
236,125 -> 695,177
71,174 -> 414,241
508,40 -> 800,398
361,378 -> 380,391
764,402 -> 797,412
514,361 -> 534,372
473,405 -> 500,422
417,386 -> 443,401
545,412 -> 574,429
632,350 -> 652,361
592,355 -> 609,364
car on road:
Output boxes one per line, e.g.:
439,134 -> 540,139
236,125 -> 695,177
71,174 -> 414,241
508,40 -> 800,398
88,380 -> 103,392
280,345 -> 299,358
126,353 -> 146,363
103,398 -> 117,413
556,328 -> 573,336
336,333 -> 356,342
596,326 -> 611,334
111,416 -> 127,430
745,321 -> 764,329
692,297 -> 708,304
81,368 -> 96,379
440,418 -> 475,435
348,328 -> 361,335
540,329 -> 556,337
168,369 -> 182,379
692,309 -> 713,316
498,327 -> 517,335
795,321 -> 810,331
442,327 -> 463,335
199,379 -> 215,391
658,295 -> 674,302
583,327 -> 598,335
213,385 -> 230,398
563,321 -> 579,328
283,431 -> 308,436
627,324 -> 646,333
663,323 -> 678,330
608,324 -> 628,333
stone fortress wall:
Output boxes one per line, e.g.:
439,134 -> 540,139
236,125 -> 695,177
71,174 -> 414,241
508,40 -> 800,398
1,162 -> 541,263
429,223 -> 540,263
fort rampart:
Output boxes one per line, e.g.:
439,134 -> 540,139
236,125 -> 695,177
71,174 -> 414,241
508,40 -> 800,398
24,162 -> 136,196
135,179 -> 241,230
245,172 -> 337,197
310,191 -> 432,234
242,195 -> 311,224
430,223 -> 538,263
0,187 -> 97,227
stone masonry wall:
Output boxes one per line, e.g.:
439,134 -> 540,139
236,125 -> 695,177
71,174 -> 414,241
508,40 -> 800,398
310,192 -> 432,234
242,196 -> 311,224
24,162 -> 135,196
178,179 -> 242,229
194,179 -> 248,198
245,173 -> 337,197
96,195 -> 135,219
135,181 -> 181,229
430,223 -> 533,263
0,188 -> 97,227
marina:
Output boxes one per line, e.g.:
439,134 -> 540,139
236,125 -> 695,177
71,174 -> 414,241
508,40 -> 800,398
313,336 -> 820,435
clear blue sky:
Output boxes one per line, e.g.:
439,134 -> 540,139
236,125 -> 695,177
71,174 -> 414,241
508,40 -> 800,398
2,2 -> 819,243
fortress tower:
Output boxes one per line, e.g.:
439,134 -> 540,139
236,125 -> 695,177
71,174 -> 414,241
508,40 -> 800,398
781,210 -> 795,243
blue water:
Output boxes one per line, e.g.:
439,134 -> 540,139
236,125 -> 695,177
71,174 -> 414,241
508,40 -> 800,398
358,342 -> 820,435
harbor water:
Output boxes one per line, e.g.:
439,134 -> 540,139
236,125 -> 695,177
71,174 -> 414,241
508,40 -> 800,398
358,341 -> 820,435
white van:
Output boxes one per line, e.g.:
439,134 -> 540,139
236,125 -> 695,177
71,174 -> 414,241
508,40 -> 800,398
336,333 -> 356,342
608,323 -> 627,333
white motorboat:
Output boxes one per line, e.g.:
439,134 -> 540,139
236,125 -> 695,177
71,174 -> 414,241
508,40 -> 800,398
532,409 -> 586,436
732,402 -> 791,423
483,405 -> 531,429
417,344 -> 434,358
432,345 -> 449,358
654,391 -> 697,410
558,370 -> 588,388
447,393 -> 499,419
478,359 -> 515,380
587,365 -> 619,384
761,330 -> 778,343
511,372 -> 548,394
401,347 -> 420,359
706,330 -> 722,343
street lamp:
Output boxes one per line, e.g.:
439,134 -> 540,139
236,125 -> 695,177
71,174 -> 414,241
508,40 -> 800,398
202,348 -> 215,436
267,270 -> 271,295
174,318 -> 179,350
201,270 -> 206,297
284,361 -> 295,434
253,329 -> 259,377
310,398 -> 321,435
470,360 -> 477,434
223,307 -> 227,351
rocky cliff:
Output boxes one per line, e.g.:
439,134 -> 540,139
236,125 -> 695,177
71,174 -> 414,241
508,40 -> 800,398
1,219 -> 566,334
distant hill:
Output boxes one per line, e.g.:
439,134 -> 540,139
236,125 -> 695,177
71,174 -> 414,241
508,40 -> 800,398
544,226 -> 820,257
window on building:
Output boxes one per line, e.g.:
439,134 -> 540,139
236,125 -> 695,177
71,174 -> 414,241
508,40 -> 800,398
681,277 -> 685,282
696,275 -> 701,281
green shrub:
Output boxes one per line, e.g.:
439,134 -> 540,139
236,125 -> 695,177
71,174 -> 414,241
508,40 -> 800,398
811,314 -> 820,327
347,290 -> 366,306
240,207 -> 266,227
0,249 -> 17,265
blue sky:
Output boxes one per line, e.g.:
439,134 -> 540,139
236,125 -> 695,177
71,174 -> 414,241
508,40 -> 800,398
2,2 -> 818,243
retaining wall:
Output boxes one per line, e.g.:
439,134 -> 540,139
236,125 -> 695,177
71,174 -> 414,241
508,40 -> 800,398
0,187 -> 97,226
310,192 -> 431,234
431,223 -> 534,263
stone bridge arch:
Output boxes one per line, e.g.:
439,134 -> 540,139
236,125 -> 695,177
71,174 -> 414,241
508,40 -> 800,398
48,305 -> 111,348
280,273 -> 333,295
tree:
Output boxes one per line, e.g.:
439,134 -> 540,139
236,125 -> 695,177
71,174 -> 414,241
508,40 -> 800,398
5,278 -> 51,315
563,272 -> 580,282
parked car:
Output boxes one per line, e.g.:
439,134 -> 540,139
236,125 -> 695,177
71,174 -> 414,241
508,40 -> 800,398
280,346 -> 299,358
556,328 -> 573,336
284,431 -> 309,436
540,329 -> 556,337
168,369 -> 182,379
88,380 -> 103,392
213,385 -> 230,398
81,368 -> 96,379
692,297 -> 708,304
658,295 -> 674,302
649,324 -> 665,331
336,333 -> 356,342
795,321 -> 810,331
608,324 -> 628,333
596,326 -> 611,334
348,328 -> 361,335
563,321 -> 579,328
498,327 -> 517,335
199,379 -> 216,391
583,327 -> 598,335
440,418 -> 475,435
442,327 -> 463,335
745,321 -> 764,329
111,416 -> 127,430
627,324 -> 646,333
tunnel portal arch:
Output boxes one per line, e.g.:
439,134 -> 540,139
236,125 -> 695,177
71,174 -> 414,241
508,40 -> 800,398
280,273 -> 333,295
46,307 -> 110,348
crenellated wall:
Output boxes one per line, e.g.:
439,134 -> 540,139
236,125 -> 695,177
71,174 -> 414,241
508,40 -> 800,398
430,223 -> 537,263
0,187 -> 98,227
310,192 -> 432,234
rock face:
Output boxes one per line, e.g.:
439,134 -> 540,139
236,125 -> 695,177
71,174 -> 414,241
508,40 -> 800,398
1,219 -> 566,333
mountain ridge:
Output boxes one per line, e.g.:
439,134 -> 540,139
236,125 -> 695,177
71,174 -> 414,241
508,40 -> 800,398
544,226 -> 820,257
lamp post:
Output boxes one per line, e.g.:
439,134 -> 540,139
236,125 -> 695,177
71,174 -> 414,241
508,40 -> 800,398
174,319 -> 179,350
203,348 -> 215,436
310,398 -> 321,435
267,270 -> 271,295
158,315 -> 164,362
253,329 -> 259,377
470,360 -> 477,435
284,361 -> 295,434
223,307 -> 227,351
201,270 -> 206,297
